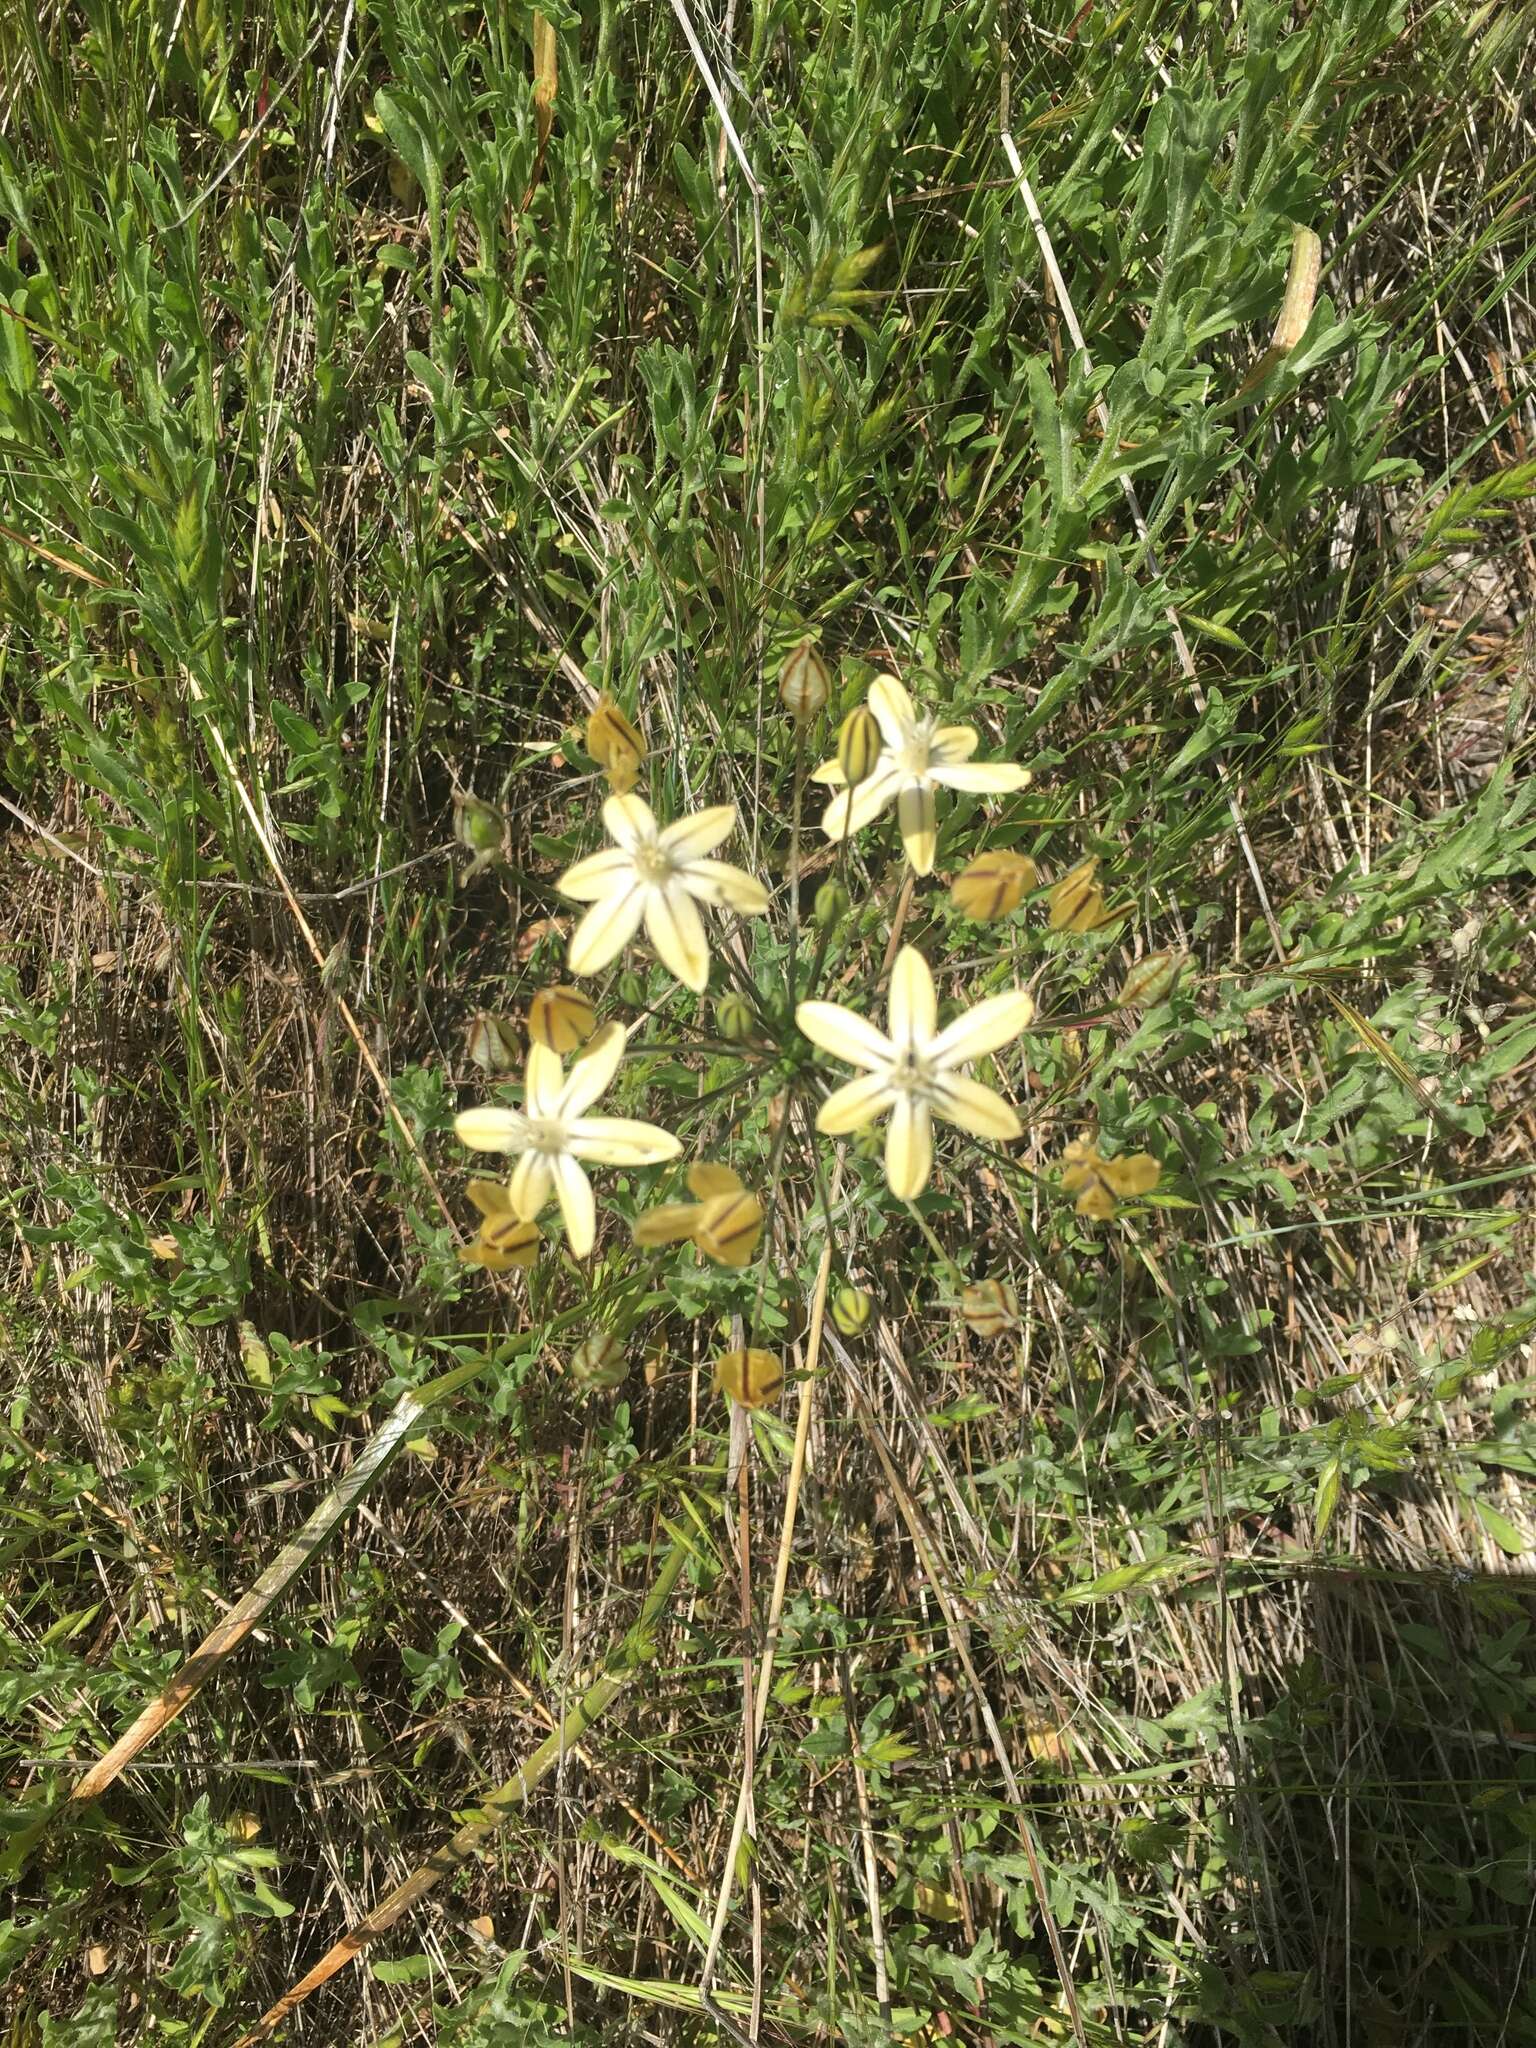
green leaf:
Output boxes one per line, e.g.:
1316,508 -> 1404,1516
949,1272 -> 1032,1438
1473,1498 -> 1528,1557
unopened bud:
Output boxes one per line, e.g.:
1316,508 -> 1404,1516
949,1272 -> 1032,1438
585,694 -> 645,790
528,985 -> 596,1054
950,849 -> 1037,921
1048,857 -> 1110,934
695,1190 -> 765,1268
779,637 -> 832,720
837,704 -> 883,788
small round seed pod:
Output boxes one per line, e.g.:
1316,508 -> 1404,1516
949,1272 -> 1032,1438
568,1332 -> 627,1390
716,993 -> 756,1043
466,1013 -> 519,1073
831,1285 -> 873,1336
961,1278 -> 1021,1339
453,795 -> 503,853
1115,949 -> 1186,1009
814,878 -> 850,927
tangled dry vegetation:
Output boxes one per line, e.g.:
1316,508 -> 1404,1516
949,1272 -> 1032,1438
2,0 -> 1535,2043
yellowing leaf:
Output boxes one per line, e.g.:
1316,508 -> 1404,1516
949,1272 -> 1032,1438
912,1880 -> 964,1923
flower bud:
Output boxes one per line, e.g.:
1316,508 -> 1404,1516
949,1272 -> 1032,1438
814,878 -> 850,927
950,849 -> 1037,921
585,694 -> 645,790
852,1126 -> 883,1162
713,1347 -> 784,1410
466,1013 -> 519,1073
568,1331 -> 627,1389
694,1190 -> 765,1268
528,984 -> 596,1054
460,1185 -> 540,1272
779,637 -> 831,720
961,1278 -> 1021,1338
1060,1138 -> 1160,1220
1115,949 -> 1186,1009
617,968 -> 646,1007
831,1285 -> 873,1336
837,704 -> 883,787
716,993 -> 756,1043
1048,857 -> 1110,933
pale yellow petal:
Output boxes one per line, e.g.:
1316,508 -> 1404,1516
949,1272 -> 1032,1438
679,858 -> 770,914
868,672 -> 917,748
795,1000 -> 892,1071
928,761 -> 1032,794
658,804 -> 736,863
558,1019 -> 626,1118
930,1073 -> 1022,1141
930,989 -> 1035,1068
887,945 -> 937,1049
525,1041 -> 564,1119
455,1107 -> 529,1154
930,725 -> 979,764
884,1096 -> 933,1200
567,1117 -> 682,1166
687,1161 -> 743,1198
810,757 -> 845,787
551,1152 -> 596,1257
633,1202 -> 704,1247
568,881 -> 647,975
816,1072 -> 895,1135
896,781 -> 937,875
821,764 -> 899,842
556,847 -> 635,903
642,884 -> 710,991
601,792 -> 659,851
508,1149 -> 554,1220
466,1177 -> 514,1218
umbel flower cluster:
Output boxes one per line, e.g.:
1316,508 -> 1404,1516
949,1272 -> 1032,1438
451,664 -> 1162,1393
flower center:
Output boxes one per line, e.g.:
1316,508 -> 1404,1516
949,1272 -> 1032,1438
525,1117 -> 568,1155
893,717 -> 937,782
888,1048 -> 936,1099
631,841 -> 674,886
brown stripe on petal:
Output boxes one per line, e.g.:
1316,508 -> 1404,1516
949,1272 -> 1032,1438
483,1214 -> 538,1253
696,1193 -> 763,1266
